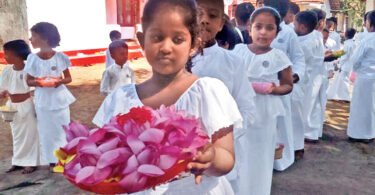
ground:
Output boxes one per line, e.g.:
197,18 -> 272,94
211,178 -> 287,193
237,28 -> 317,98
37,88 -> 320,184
0,61 -> 374,195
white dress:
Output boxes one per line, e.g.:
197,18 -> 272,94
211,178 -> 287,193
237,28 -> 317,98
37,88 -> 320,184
347,32 -> 375,139
232,44 -> 289,195
271,22 -> 305,171
192,43 -> 256,192
105,49 -> 115,68
303,30 -> 326,140
24,52 -> 76,163
327,39 -> 356,101
0,65 -> 44,166
93,77 -> 242,195
100,61 -> 135,96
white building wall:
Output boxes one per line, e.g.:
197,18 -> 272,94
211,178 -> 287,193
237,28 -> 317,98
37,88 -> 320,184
26,0 -> 121,51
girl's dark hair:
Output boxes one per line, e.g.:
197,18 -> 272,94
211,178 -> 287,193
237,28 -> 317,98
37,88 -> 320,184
367,10 -> 375,29
310,8 -> 326,21
141,0 -> 199,72
264,0 -> 290,19
250,6 -> 282,33
31,22 -> 61,48
289,2 -> 300,15
216,16 -> 243,50
3,40 -> 31,60
345,28 -> 356,39
295,11 -> 318,33
235,2 -> 255,25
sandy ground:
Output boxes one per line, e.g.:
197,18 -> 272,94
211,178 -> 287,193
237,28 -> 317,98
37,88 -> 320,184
0,60 -> 374,195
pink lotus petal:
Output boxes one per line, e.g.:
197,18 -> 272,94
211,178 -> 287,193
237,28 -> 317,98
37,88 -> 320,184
89,128 -> 106,143
98,137 -> 120,153
119,171 -> 147,193
97,148 -> 129,169
137,147 -> 159,165
75,166 -> 96,184
138,128 -> 165,144
79,153 -> 98,167
77,140 -> 101,157
64,122 -> 89,142
122,155 -> 139,175
158,154 -> 177,170
127,135 -> 145,154
93,167 -> 112,183
64,157 -> 81,177
137,164 -> 165,177
63,137 -> 87,154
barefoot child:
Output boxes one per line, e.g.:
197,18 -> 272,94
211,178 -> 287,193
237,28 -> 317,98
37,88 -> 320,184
0,40 -> 43,174
93,0 -> 242,194
232,7 -> 293,195
25,22 -> 76,167
100,40 -> 135,96
347,10 -> 375,144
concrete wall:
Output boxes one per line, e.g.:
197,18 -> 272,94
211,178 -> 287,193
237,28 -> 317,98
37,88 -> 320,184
0,0 -> 29,51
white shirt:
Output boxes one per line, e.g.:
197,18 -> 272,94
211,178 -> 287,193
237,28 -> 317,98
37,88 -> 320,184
271,22 -> 306,81
24,52 -> 76,110
350,32 -> 375,79
339,39 -> 356,72
100,61 -> 135,95
0,65 -> 31,94
192,43 -> 256,137
298,31 -> 323,82
105,49 -> 115,68
329,31 -> 341,51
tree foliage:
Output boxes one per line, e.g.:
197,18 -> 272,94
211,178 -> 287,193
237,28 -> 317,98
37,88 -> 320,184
342,0 -> 366,30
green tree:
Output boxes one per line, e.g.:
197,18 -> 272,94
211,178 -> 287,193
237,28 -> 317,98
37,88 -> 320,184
342,0 -> 366,30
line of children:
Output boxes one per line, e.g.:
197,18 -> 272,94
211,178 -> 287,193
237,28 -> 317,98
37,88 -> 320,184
25,22 -> 76,168
232,7 -> 293,195
0,40 -> 44,174
192,0 -> 255,192
94,0 -> 242,194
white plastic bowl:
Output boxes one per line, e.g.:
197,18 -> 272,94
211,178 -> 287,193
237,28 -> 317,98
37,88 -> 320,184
0,109 -> 17,122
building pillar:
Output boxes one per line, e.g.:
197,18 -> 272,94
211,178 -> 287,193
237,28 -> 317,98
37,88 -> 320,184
366,0 -> 375,12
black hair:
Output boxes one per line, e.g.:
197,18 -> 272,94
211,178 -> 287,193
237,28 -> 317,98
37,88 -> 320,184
197,0 -> 225,13
235,2 -> 255,25
289,2 -> 300,15
364,11 -> 369,22
141,0 -> 199,73
310,8 -> 326,21
327,17 -> 337,24
30,22 -> 61,48
109,30 -> 121,41
295,11 -> 318,33
216,17 -> 242,50
109,40 -> 128,54
250,6 -> 282,33
345,28 -> 356,39
3,39 -> 31,60
367,10 -> 375,30
264,0 -> 290,19
322,28 -> 329,33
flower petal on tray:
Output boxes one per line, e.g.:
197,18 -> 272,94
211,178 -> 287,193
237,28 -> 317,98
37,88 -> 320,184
139,128 -> 165,144
137,164 -> 165,177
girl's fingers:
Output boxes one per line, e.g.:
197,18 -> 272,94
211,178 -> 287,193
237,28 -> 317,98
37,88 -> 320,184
194,174 -> 202,185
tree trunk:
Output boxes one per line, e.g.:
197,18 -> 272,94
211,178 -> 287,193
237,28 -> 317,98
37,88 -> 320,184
0,0 -> 28,51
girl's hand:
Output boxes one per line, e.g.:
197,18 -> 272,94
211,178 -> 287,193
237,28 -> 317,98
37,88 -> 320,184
54,78 -> 63,88
267,83 -> 276,94
187,143 -> 216,184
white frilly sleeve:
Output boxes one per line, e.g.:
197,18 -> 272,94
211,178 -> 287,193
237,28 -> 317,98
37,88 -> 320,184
198,78 -> 243,138
24,54 -> 38,77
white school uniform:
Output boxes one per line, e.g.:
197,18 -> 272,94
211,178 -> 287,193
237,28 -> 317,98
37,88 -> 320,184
295,32 -> 319,150
24,52 -> 76,163
232,44 -> 290,195
303,30 -> 326,140
347,32 -> 375,139
100,61 -> 135,96
93,77 -> 242,195
327,39 -> 356,101
0,65 -> 44,166
271,22 -> 305,171
329,31 -> 341,51
105,49 -> 115,68
324,37 -> 338,77
192,43 -> 256,192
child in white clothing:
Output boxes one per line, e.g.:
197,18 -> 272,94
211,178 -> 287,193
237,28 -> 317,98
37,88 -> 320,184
24,22 -> 76,168
105,30 -> 122,68
0,40 -> 44,174
100,40 -> 135,96
232,7 -> 293,195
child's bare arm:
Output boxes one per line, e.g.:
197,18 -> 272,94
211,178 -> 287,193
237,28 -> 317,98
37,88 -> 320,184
271,66 -> 293,95
26,74 -> 41,87
0,90 -> 8,98
188,126 -> 235,183
55,69 -> 72,87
